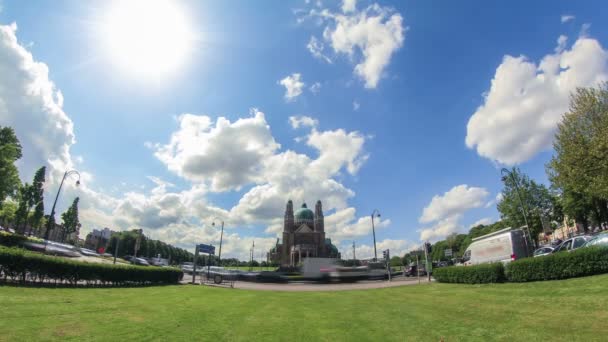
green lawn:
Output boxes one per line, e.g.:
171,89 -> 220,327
1,275 -> 607,341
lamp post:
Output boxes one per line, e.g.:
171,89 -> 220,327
371,209 -> 381,261
44,170 -> 80,241
501,168 -> 534,249
211,218 -> 224,265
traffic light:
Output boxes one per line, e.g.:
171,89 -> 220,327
425,242 -> 432,254
382,250 -> 387,260
382,249 -> 390,260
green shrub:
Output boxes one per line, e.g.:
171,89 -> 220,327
0,246 -> 183,286
506,246 -> 608,282
0,231 -> 28,247
0,231 -> 44,247
433,263 -> 505,284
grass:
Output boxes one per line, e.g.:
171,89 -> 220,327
1,275 -> 608,341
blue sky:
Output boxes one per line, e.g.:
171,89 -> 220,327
1,0 -> 608,260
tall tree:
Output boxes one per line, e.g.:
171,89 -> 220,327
13,183 -> 33,234
61,197 -> 80,242
498,168 -> 560,243
0,126 -> 22,207
548,84 -> 608,228
30,167 -> 46,231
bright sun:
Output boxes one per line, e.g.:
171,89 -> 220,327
100,0 -> 194,77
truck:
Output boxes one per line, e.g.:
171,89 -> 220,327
461,227 -> 531,265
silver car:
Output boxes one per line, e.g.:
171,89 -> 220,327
552,235 -> 593,253
533,246 -> 555,257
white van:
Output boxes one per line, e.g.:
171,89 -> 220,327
462,227 -> 531,265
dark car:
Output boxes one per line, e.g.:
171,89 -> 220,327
552,235 -> 593,253
404,263 -> 426,277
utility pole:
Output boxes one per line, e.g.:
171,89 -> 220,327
416,254 -> 420,285
192,245 -> 199,284
352,241 -> 356,262
113,236 -> 120,265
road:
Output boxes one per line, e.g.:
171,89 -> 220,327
181,273 -> 429,291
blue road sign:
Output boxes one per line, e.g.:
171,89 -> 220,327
197,244 -> 215,255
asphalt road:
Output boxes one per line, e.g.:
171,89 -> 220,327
181,273 -> 429,291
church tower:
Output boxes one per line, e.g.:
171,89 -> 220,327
314,200 -> 324,233
284,199 -> 295,232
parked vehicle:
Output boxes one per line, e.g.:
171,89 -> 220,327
461,227 -> 530,265
404,262 -> 426,277
583,232 -> 608,248
533,246 -> 555,257
131,257 -> 150,266
180,262 -> 194,274
79,248 -> 100,257
552,235 -> 593,253
203,266 -> 240,284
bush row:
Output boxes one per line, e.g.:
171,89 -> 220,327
432,262 -> 505,284
0,246 -> 182,286
0,231 -> 28,247
506,246 -> 608,282
433,246 -> 608,284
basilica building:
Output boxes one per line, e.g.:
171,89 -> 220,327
270,200 -> 340,266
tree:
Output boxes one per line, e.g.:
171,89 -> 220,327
0,200 -> 17,227
498,168 -> 560,243
0,126 -> 22,208
30,167 -> 46,231
61,197 -> 80,242
548,84 -> 608,228
13,183 -> 33,234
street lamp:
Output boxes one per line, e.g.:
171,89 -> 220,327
211,218 -> 224,265
500,168 -> 534,249
44,170 -> 81,241
371,209 -> 381,261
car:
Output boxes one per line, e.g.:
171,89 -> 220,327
533,246 -> 555,257
583,231 -> 608,248
131,257 -> 150,266
79,248 -> 100,257
552,235 -> 593,253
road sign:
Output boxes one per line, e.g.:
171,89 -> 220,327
197,244 -> 215,255
444,249 -> 452,257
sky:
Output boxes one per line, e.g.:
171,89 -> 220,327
1,0 -> 608,261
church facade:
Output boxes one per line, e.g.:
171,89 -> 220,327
270,200 -> 340,266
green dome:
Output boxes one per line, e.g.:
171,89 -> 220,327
294,203 -> 314,221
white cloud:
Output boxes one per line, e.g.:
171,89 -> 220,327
0,23 -> 75,183
342,0 -> 357,13
325,207 -> 390,242
346,239 -> 412,260
466,35 -> 608,165
307,36 -> 332,63
419,185 -> 489,224
470,217 -> 493,228
309,82 -> 322,94
304,3 -> 404,88
0,22 -> 377,260
419,215 -> 461,242
561,15 -> 575,23
230,125 -> 369,227
353,100 -> 360,111
418,185 -> 489,241
151,110 -> 280,191
289,115 -> 318,129
279,73 -> 305,101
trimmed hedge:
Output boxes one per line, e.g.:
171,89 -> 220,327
0,231 -> 28,247
0,246 -> 182,286
0,231 -> 44,247
506,246 -> 608,282
433,263 -> 505,284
